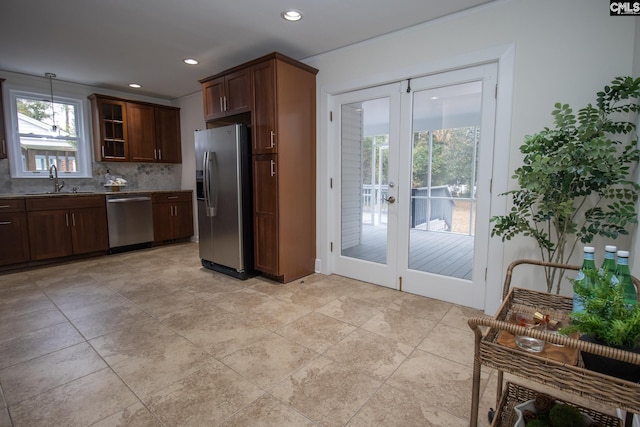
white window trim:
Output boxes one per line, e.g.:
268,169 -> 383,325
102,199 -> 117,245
7,88 -> 93,178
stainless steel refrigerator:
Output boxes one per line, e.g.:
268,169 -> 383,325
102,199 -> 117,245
195,124 -> 254,279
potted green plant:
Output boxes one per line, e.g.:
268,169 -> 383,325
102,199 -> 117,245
491,76 -> 640,294
561,270 -> 640,382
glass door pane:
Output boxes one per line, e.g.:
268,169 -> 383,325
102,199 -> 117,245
340,97 -> 390,265
408,81 -> 482,280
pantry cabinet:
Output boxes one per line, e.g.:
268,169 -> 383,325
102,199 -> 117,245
26,196 -> 108,261
90,94 -> 181,163
201,69 -> 251,121
152,191 -> 193,242
250,55 -> 317,282
0,198 -> 30,266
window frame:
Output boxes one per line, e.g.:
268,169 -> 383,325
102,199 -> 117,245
7,88 -> 92,178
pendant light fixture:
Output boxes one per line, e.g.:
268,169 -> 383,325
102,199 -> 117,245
45,72 -> 57,132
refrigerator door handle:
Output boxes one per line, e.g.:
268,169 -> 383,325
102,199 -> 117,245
204,151 -> 218,217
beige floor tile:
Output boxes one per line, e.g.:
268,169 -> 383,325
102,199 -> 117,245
162,304 -> 272,358
360,307 -> 438,347
220,394 -> 316,427
323,329 -> 412,381
136,289 -> 202,319
91,402 -> 162,427
418,323 -> 476,367
0,305 -> 67,342
346,282 -> 404,307
253,278 -> 349,310
105,333 -> 212,398
271,356 -> 382,427
278,311 -> 357,354
440,304 -> 487,331
389,293 -> 454,322
145,360 -> 264,426
0,408 -> 10,427
0,285 -> 54,319
0,271 -> 32,291
71,303 -> 156,340
0,322 -> 84,369
211,288 -> 311,330
221,332 -> 317,389
386,349 -> 488,419
347,383 -> 468,426
9,368 -> 138,427
0,342 -> 106,405
315,295 -> 384,327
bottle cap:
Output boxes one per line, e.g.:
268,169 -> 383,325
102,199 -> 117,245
605,245 -> 617,253
617,250 -> 629,258
584,246 -> 595,253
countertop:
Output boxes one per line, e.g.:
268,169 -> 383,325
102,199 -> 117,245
0,189 -> 193,199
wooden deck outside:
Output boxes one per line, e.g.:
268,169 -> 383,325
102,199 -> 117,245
341,225 -> 474,280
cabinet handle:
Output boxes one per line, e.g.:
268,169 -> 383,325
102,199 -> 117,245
72,213 -> 76,227
0,221 -> 11,225
65,213 -> 69,227
168,196 -> 179,199
268,131 -> 276,149
0,205 -> 10,209
101,146 -> 105,158
219,97 -> 224,112
154,148 -> 157,160
270,159 -> 276,177
223,96 -> 228,112
157,149 -> 162,160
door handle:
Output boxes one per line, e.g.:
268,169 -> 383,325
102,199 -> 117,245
384,196 -> 396,204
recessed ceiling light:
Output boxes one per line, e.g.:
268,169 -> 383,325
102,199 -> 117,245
282,9 -> 302,21
129,83 -> 142,88
183,58 -> 199,65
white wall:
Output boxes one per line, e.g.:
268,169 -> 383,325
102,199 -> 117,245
175,91 -> 205,240
303,0 -> 638,310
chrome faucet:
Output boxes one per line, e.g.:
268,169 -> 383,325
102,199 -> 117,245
49,164 -> 65,193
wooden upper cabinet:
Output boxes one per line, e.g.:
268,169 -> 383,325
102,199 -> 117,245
252,61 -> 277,155
155,106 -> 181,163
0,79 -> 7,159
127,102 -> 156,162
90,95 -> 128,162
90,94 -> 181,163
201,69 -> 251,121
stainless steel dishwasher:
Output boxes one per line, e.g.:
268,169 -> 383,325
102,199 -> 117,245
106,193 -> 154,251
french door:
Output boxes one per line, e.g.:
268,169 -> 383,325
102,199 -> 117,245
332,63 -> 497,309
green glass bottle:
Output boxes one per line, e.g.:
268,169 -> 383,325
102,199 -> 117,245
615,250 -> 637,307
599,245 -> 619,286
573,246 -> 596,314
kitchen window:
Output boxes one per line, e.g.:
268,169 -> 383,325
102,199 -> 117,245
7,89 -> 92,178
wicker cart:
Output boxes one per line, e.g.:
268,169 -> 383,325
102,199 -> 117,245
468,259 -> 640,427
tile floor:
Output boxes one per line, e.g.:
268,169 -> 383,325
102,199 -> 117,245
0,242 -> 504,427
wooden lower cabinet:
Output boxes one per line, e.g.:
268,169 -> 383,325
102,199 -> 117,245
0,198 -> 30,266
26,196 -> 108,261
253,155 -> 279,275
152,192 -> 193,242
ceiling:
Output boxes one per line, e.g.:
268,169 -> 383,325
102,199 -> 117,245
0,0 -> 494,100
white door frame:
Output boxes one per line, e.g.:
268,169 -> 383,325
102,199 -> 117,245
319,44 -> 515,314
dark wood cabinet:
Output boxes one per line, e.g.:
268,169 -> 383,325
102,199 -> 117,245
127,102 -> 156,162
0,79 -> 7,160
26,196 -> 108,261
252,155 -> 279,275
250,56 -> 317,282
0,198 -> 30,266
201,69 -> 251,121
152,191 -> 193,243
90,95 -> 128,162
155,106 -> 182,163
90,94 -> 181,163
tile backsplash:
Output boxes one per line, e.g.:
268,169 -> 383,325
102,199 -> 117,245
0,159 -> 181,194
